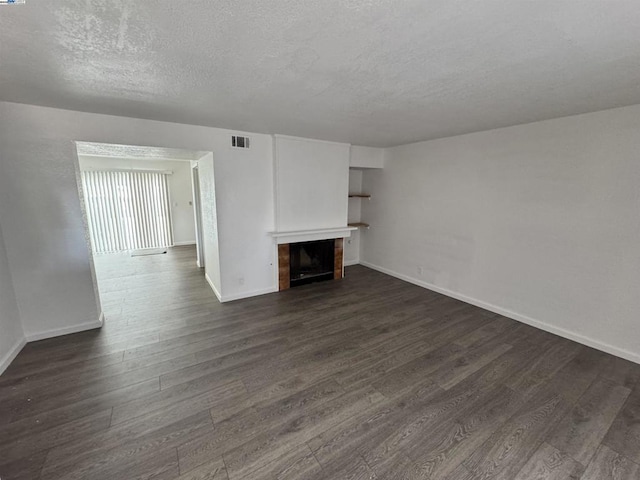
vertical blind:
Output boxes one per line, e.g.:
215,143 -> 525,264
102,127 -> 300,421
82,170 -> 174,253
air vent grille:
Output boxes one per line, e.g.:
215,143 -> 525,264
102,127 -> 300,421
231,135 -> 250,149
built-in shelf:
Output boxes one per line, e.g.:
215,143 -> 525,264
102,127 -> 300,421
348,195 -> 370,229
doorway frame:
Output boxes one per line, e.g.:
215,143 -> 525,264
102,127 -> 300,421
192,163 -> 205,268
72,142 -> 218,324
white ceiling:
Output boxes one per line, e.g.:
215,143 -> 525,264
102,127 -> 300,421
2,1 -> 640,147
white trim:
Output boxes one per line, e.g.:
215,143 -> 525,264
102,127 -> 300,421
360,261 -> 640,365
173,241 -> 197,246
205,272 -> 222,302
220,286 -> 278,303
344,259 -> 360,267
0,336 -> 26,376
25,312 -> 104,342
81,167 -> 174,175
270,227 -> 356,244
205,271 -> 276,303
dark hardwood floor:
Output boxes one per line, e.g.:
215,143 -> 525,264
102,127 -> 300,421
1,245 -> 639,479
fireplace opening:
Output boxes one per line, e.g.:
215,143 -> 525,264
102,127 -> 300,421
289,239 -> 335,287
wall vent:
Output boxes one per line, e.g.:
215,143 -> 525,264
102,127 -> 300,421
231,135 -> 250,149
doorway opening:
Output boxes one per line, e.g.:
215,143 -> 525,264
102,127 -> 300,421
73,142 -> 219,325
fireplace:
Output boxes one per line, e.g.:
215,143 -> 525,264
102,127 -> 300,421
290,239 -> 334,286
278,238 -> 344,290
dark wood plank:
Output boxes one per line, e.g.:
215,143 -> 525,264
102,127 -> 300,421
0,378 -> 158,446
462,387 -> 572,480
513,442 -> 583,480
546,377 -> 630,466
304,453 -> 377,480
178,379 -> 347,473
221,387 -> 384,479
430,340 -> 512,390
599,355 -> 640,390
503,339 -> 582,398
111,378 -> 245,426
1,246 -> 638,480
308,381 -> 443,468
603,384 -> 640,464
40,406 -> 214,479
399,385 -> 523,479
233,444 -> 322,480
0,409 -> 112,465
0,449 -> 48,480
581,445 -> 640,480
453,315 -> 518,349
175,457 -> 229,480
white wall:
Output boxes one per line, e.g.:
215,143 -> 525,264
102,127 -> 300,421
0,101 -> 275,340
362,104 -> 640,363
350,145 -> 385,169
5,98 -> 639,367
0,221 -> 25,375
78,156 -> 197,246
274,136 -> 350,232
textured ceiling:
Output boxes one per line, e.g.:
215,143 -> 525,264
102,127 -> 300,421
76,142 -> 204,161
2,1 -> 640,147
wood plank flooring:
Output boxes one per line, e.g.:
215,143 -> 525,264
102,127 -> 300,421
1,245 -> 640,479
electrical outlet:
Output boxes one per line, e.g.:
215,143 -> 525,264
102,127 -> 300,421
417,266 -> 423,276
239,277 -> 245,285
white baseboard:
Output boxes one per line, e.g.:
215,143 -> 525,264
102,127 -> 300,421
221,286 -> 278,303
360,260 -> 640,365
205,272 -> 222,302
205,272 -> 277,303
173,241 -> 197,246
344,259 -> 360,267
0,336 -> 26,376
25,312 -> 104,342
